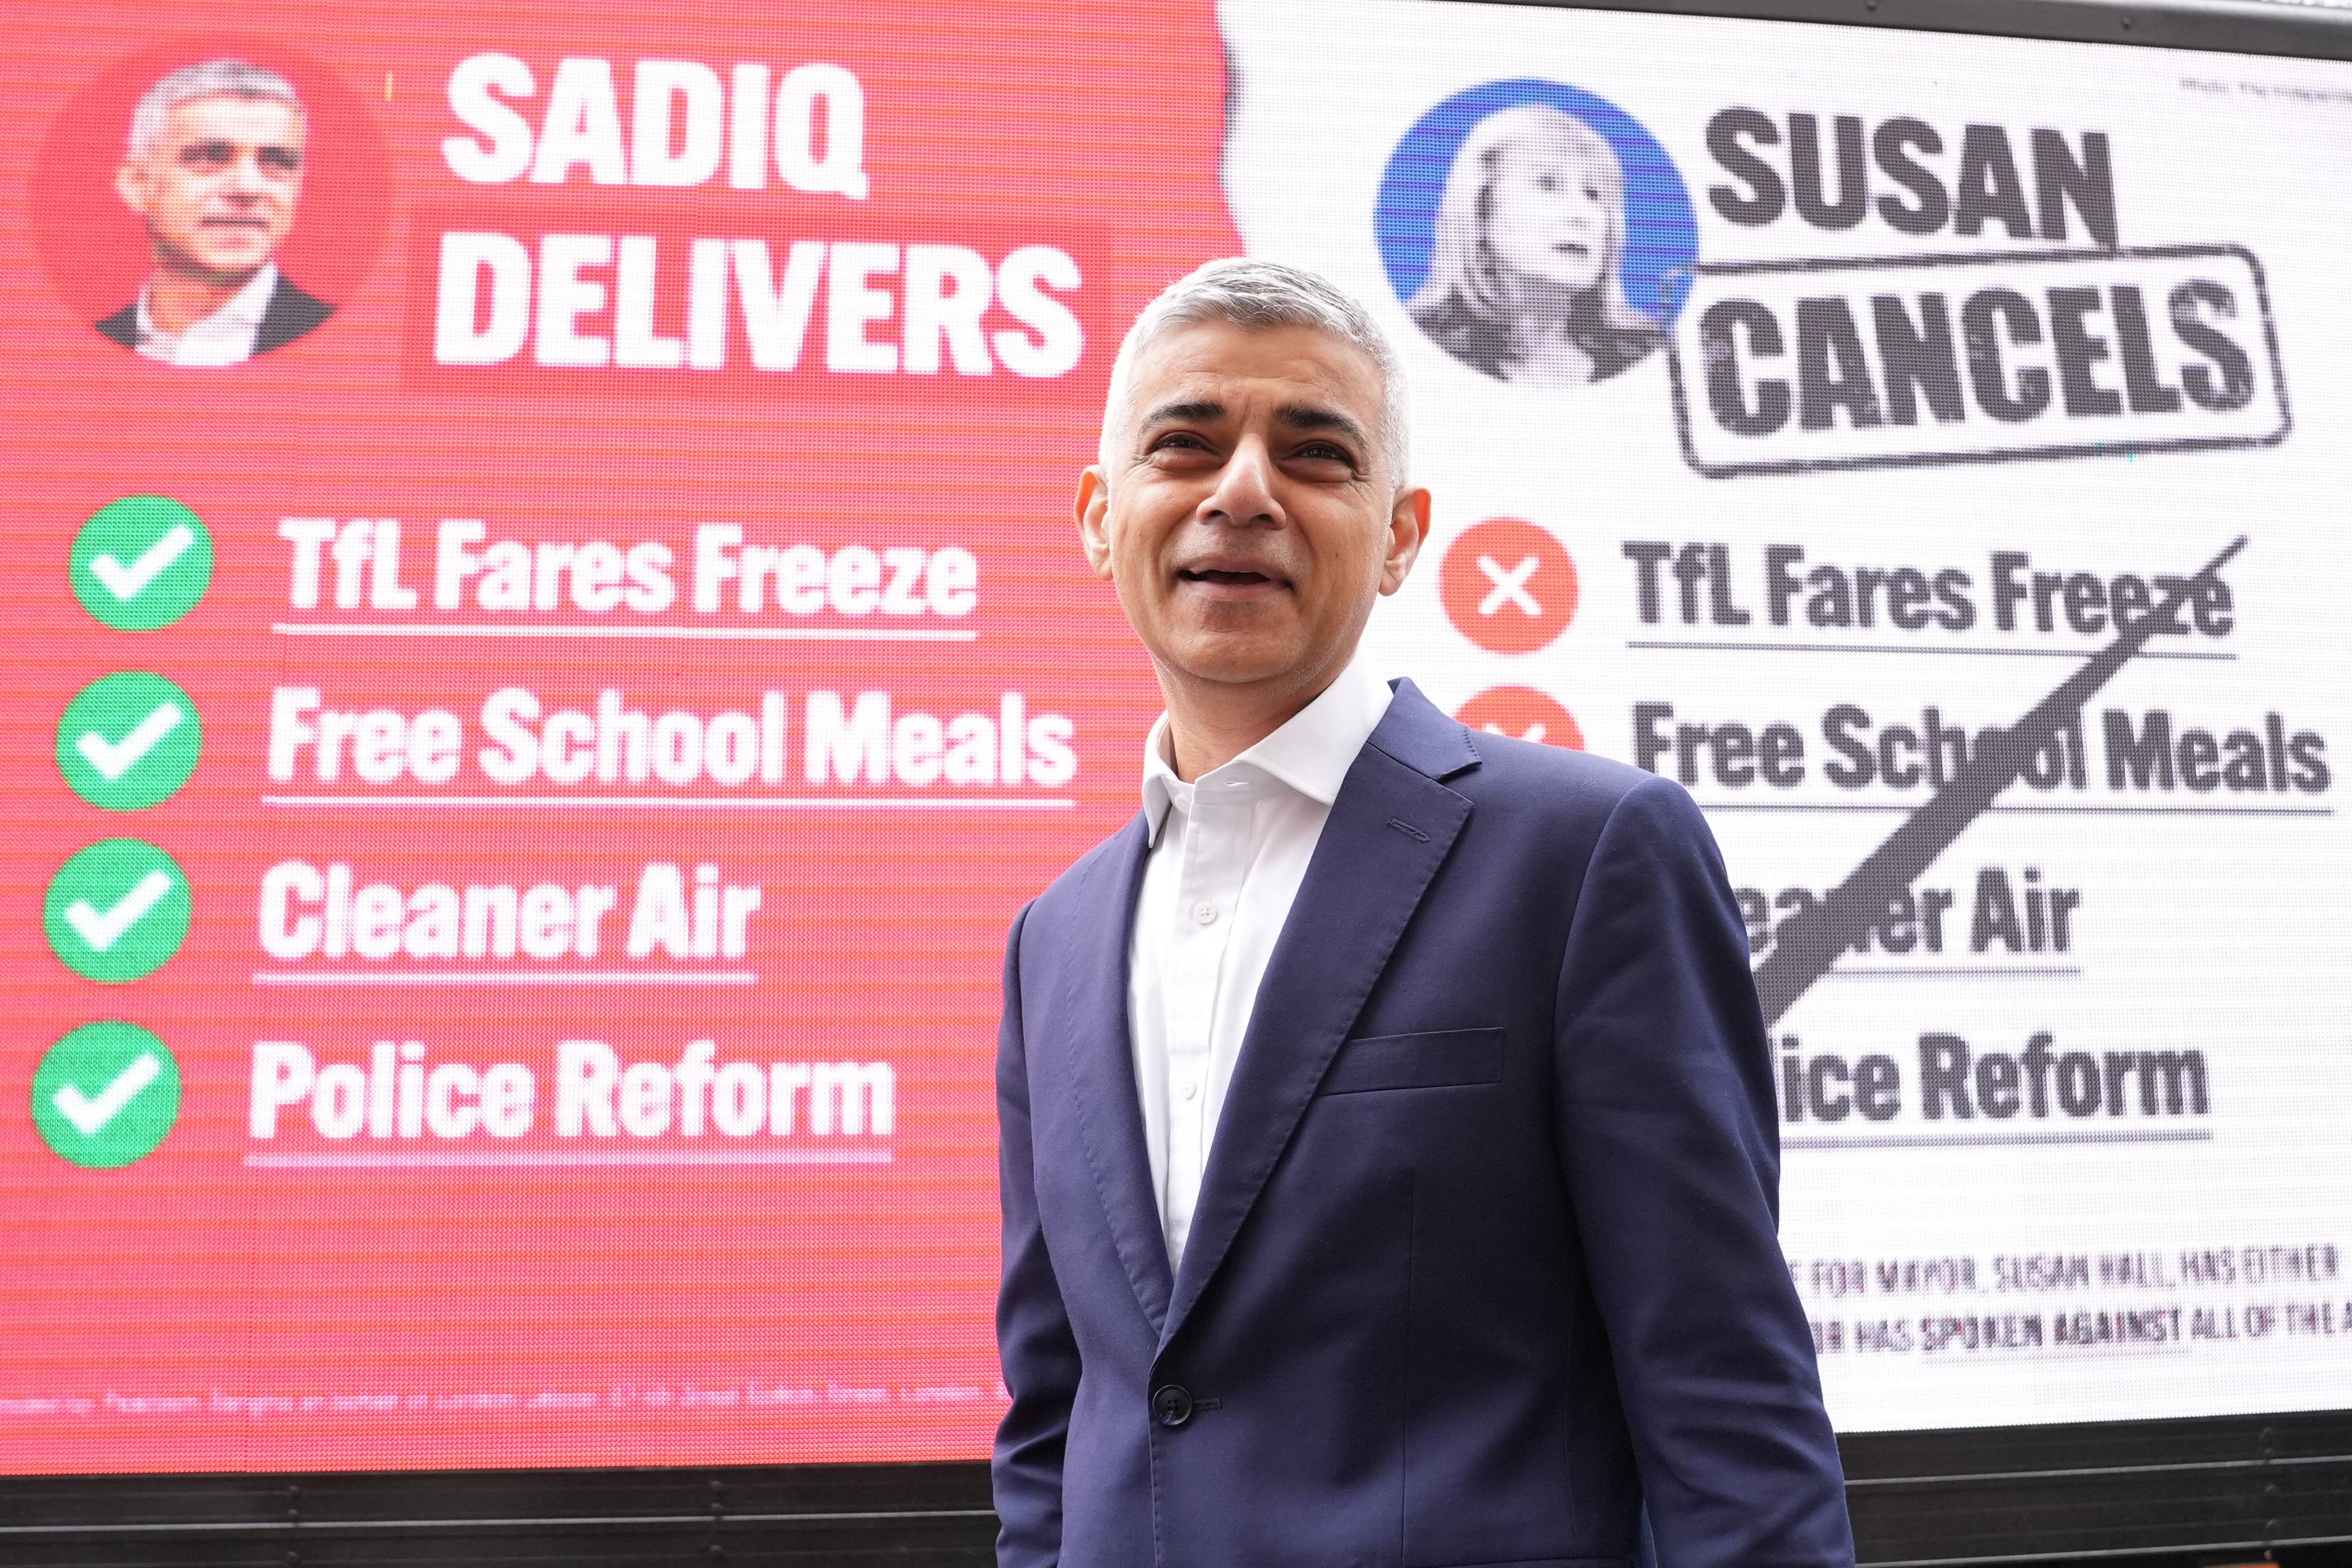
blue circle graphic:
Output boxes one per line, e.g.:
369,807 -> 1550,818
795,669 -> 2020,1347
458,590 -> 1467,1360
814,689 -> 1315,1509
1376,79 -> 1699,327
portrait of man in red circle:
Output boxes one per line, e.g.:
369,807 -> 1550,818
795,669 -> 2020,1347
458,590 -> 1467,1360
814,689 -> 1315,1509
95,57 -> 333,366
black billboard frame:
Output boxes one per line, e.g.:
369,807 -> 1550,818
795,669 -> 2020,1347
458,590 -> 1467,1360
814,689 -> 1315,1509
2,1412 -> 2350,1562
1493,0 -> 2352,60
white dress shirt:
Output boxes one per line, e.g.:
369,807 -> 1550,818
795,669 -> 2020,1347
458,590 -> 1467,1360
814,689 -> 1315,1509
1129,650 -> 1394,1266
133,263 -> 278,367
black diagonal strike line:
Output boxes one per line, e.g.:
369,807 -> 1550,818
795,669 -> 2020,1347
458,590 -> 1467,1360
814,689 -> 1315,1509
1751,535 -> 2249,1029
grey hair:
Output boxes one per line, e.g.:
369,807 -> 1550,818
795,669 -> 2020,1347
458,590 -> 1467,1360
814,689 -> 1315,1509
125,60 -> 305,160
1099,258 -> 1412,488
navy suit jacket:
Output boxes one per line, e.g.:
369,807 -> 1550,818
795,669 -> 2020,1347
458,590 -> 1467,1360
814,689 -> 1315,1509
95,274 -> 335,359
994,680 -> 1853,1568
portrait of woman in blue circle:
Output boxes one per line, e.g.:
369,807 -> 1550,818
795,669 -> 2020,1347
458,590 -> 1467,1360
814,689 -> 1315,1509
1402,100 -> 1674,387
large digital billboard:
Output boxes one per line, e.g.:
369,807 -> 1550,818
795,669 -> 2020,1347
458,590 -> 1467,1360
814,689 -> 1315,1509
3,0 -> 2348,1475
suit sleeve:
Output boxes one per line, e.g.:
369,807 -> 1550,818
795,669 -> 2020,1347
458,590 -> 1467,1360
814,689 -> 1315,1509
1551,774 -> 1855,1567
993,903 -> 1079,1567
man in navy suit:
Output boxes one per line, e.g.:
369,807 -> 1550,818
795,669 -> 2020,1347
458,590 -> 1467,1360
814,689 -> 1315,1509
95,59 -> 335,366
994,258 -> 1853,1567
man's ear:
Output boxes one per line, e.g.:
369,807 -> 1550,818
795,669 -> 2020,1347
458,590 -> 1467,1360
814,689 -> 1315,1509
1379,485 -> 1431,596
114,159 -> 152,217
1074,466 -> 1115,582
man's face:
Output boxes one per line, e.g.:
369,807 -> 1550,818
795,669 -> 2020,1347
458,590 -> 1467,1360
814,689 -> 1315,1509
1078,319 -> 1427,700
116,94 -> 305,282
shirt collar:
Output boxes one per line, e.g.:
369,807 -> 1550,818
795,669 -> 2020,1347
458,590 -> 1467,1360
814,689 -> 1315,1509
135,262 -> 279,349
1139,648 -> 1395,846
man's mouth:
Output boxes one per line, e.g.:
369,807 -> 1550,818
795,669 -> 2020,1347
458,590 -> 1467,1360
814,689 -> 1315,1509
1177,565 -> 1289,595
1552,241 -> 1592,257
202,216 -> 272,230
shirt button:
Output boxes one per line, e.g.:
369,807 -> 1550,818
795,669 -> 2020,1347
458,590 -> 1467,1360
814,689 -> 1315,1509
1193,901 -> 1217,925
1180,1079 -> 1198,1101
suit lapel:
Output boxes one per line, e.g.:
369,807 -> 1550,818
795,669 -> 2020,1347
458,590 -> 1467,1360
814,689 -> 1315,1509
1056,812 -> 1176,1332
1160,684 -> 1478,1347
256,277 -> 334,354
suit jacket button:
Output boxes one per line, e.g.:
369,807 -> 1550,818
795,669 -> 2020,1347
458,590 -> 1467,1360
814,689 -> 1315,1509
1150,1384 -> 1194,1427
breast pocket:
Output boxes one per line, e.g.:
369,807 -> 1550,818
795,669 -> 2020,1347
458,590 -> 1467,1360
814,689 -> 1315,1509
1315,1028 -> 1504,1096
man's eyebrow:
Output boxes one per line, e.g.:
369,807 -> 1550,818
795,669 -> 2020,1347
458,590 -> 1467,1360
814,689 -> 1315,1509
1139,399 -> 1227,429
1275,403 -> 1369,448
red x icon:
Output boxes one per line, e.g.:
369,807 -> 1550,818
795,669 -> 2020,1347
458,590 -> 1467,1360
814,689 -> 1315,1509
1455,687 -> 1584,751
1440,518 -> 1577,655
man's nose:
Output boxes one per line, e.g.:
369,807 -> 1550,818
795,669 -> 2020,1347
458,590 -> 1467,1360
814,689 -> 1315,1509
1200,437 -> 1282,529
225,153 -> 270,196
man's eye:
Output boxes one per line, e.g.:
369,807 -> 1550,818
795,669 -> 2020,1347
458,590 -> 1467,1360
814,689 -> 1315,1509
179,143 -> 233,171
1536,173 -> 1559,192
1294,443 -> 1355,468
259,148 -> 304,175
1148,433 -> 1208,454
